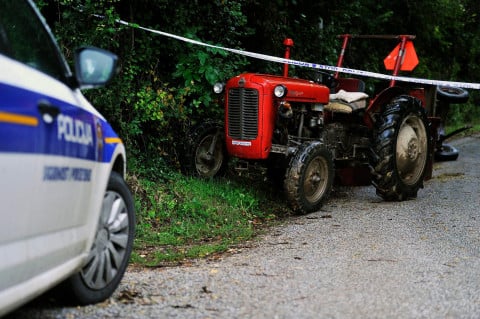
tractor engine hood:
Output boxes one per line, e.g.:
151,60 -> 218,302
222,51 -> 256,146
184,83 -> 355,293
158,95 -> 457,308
226,73 -> 331,104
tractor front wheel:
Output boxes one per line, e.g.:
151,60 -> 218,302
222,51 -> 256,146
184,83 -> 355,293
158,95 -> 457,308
372,95 -> 430,201
181,120 -> 228,178
284,142 -> 334,214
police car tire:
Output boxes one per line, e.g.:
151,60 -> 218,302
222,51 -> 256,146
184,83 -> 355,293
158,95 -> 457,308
64,171 -> 135,305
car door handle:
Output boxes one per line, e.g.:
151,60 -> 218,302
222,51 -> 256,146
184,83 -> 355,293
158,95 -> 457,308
38,100 -> 60,124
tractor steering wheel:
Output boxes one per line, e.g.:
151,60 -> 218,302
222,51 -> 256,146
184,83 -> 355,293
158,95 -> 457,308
301,70 -> 337,89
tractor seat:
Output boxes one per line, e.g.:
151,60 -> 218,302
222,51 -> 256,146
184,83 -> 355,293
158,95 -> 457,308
325,89 -> 369,113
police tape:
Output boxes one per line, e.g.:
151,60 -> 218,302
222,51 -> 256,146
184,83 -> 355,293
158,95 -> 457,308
112,18 -> 480,90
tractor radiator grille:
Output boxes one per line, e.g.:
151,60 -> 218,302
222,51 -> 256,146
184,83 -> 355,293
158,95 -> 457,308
227,88 -> 258,140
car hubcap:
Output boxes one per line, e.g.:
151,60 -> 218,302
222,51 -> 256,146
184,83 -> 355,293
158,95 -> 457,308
81,190 -> 130,290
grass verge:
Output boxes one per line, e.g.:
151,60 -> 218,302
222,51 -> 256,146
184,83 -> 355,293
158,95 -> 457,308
127,168 -> 288,267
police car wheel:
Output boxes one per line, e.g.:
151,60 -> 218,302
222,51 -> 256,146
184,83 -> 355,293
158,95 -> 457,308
64,172 -> 135,305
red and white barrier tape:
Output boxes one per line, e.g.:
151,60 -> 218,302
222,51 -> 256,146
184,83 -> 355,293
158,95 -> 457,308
113,18 -> 480,90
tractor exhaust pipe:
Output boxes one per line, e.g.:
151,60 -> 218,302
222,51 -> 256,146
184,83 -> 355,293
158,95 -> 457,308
283,38 -> 294,77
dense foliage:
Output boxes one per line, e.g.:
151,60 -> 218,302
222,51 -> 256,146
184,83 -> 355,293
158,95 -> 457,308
37,0 -> 480,171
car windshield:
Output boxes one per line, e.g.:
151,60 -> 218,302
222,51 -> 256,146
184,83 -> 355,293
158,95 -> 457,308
0,1 -> 67,80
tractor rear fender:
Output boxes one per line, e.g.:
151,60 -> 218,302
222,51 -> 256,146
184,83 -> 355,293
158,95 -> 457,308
364,86 -> 406,128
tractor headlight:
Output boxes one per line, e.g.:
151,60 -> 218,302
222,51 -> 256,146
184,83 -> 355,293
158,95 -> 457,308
213,82 -> 225,94
274,85 -> 287,98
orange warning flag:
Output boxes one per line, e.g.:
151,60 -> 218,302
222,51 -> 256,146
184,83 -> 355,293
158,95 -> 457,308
384,40 -> 418,71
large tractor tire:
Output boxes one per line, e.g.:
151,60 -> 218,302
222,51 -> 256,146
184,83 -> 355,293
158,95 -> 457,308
181,120 -> 228,178
284,142 -> 334,214
372,95 -> 430,201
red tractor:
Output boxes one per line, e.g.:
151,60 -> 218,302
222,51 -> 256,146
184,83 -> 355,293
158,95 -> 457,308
181,35 -> 469,214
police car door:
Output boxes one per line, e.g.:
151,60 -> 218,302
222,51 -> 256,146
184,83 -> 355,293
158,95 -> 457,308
0,2 -> 98,285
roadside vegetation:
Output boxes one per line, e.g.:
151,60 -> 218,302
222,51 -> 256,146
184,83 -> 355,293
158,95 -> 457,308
35,0 -> 480,265
127,157 -> 289,266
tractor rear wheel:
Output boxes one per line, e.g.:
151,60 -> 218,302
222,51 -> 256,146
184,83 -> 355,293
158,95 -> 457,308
372,95 -> 430,201
284,142 -> 334,214
181,120 -> 228,178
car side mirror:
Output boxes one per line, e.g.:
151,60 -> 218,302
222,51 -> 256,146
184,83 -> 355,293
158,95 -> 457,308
74,47 -> 118,89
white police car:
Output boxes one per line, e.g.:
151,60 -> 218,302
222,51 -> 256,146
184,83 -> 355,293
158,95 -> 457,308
0,0 -> 135,316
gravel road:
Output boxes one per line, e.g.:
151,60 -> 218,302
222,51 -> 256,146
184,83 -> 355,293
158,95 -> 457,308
10,134 -> 480,319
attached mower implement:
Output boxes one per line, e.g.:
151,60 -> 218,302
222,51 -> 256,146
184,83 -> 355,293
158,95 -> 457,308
182,34 -> 469,214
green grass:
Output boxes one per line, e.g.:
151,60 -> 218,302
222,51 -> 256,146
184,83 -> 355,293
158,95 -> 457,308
127,170 -> 284,267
